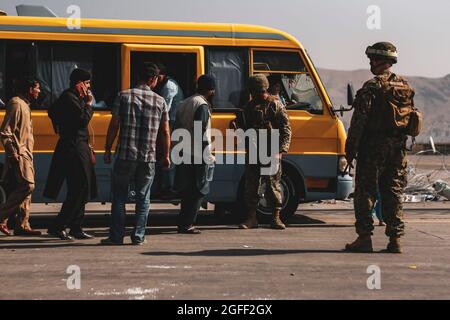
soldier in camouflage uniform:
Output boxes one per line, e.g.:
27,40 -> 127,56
239,74 -> 292,230
345,42 -> 411,253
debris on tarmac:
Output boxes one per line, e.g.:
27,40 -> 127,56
404,146 -> 450,202
433,180 -> 450,200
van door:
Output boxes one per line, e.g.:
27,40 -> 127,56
121,44 -> 204,199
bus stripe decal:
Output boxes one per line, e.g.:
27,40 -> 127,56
0,24 -> 288,40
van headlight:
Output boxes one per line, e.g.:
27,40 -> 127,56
338,156 -> 348,173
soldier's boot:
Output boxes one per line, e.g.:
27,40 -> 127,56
271,209 -> 286,230
344,235 -> 373,253
238,210 -> 258,229
386,236 -> 402,253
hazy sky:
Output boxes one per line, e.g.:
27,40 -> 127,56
1,0 -> 449,78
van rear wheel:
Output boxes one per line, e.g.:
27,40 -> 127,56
232,164 -> 301,224
256,165 -> 300,223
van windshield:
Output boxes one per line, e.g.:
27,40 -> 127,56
252,50 -> 323,114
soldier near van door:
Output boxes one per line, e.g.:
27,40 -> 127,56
239,74 -> 292,230
0,78 -> 41,236
344,42 -> 422,253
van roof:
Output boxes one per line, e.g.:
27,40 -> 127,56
0,16 -> 302,49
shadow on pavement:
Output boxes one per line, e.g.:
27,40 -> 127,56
27,211 -> 330,229
141,248 -> 347,256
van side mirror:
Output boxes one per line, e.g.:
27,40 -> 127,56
332,84 -> 355,116
347,83 -> 355,106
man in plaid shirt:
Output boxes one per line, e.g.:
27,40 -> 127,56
101,63 -> 170,245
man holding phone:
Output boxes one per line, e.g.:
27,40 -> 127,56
45,68 -> 98,241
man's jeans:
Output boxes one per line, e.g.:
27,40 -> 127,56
109,159 -> 155,243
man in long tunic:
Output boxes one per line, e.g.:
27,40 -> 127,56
0,78 -> 41,236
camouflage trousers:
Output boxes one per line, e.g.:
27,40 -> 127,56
354,143 -> 407,237
244,164 -> 282,212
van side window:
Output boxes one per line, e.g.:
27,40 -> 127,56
252,50 -> 323,114
2,41 -> 36,107
1,41 -> 118,110
207,48 -> 247,109
0,41 -> 5,108
253,50 -> 306,72
37,42 -> 119,110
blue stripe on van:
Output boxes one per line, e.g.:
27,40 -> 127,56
0,24 -> 288,40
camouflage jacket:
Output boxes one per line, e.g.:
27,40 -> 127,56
345,71 -> 407,160
243,95 -> 292,153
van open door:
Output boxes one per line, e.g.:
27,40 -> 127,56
121,44 -> 204,200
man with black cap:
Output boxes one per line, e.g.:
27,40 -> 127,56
45,68 -> 98,240
344,42 -> 416,253
172,75 -> 216,234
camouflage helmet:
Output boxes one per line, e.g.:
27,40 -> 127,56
365,42 -> 398,64
247,74 -> 270,92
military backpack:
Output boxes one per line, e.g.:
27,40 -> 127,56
379,76 -> 422,137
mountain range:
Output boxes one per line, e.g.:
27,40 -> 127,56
317,68 -> 450,144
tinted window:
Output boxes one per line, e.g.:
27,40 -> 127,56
0,41 -> 4,107
1,40 -> 119,110
3,41 -> 35,106
253,50 -> 306,73
37,42 -> 119,109
207,48 -> 247,108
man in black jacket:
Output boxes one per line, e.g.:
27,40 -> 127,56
44,68 -> 98,241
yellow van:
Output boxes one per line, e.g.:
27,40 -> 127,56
0,9 -> 352,222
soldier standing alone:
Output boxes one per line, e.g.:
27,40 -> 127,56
345,42 -> 418,253
239,74 -> 292,230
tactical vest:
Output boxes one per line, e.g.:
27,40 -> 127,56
245,96 -> 277,130
243,96 -> 279,166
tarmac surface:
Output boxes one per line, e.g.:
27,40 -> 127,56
1,201 -> 450,300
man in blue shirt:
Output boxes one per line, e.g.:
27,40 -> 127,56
155,63 -> 184,195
